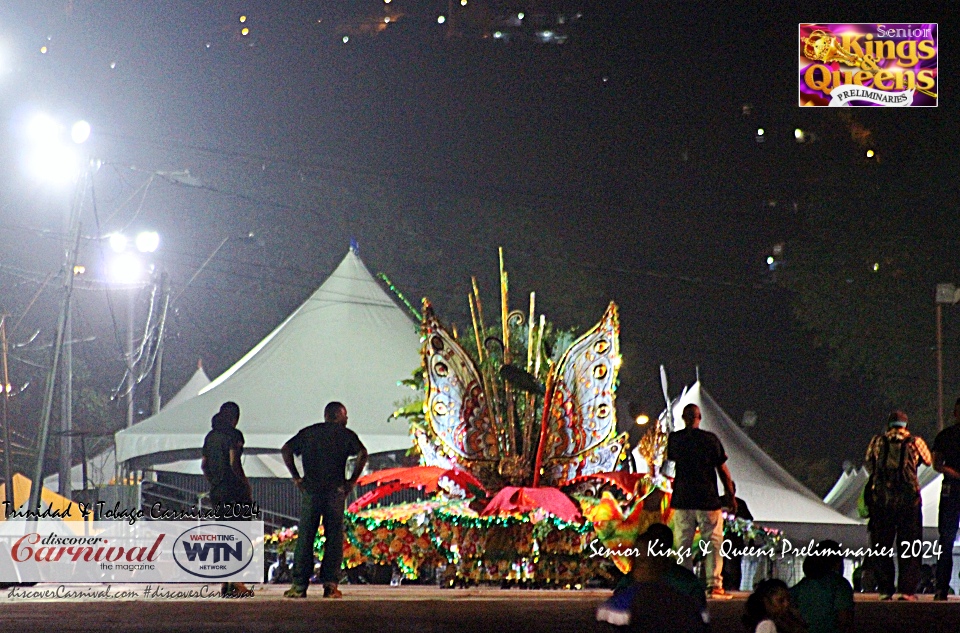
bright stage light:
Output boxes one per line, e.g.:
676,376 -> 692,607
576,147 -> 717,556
108,233 -> 128,253
635,414 -> 649,425
71,120 -> 91,144
26,113 -> 62,145
135,231 -> 160,253
23,145 -> 81,185
107,251 -> 145,285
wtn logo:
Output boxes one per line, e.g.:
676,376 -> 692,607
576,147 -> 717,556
181,541 -> 243,563
173,524 -> 255,579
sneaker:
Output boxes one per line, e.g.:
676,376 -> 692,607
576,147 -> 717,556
934,592 -> 949,601
707,587 -> 732,600
898,594 -> 918,602
283,586 -> 307,599
322,582 -> 343,599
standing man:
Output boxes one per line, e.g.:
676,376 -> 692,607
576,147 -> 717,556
201,401 -> 252,597
282,402 -> 367,599
667,403 -> 737,599
864,410 -> 931,601
933,398 -> 960,600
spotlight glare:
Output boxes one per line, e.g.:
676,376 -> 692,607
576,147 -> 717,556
438,15 -> 446,23
108,233 -> 128,253
107,252 -> 144,285
135,231 -> 160,253
635,414 -> 650,426
26,113 -> 62,144
757,128 -> 765,136
71,120 -> 91,144
866,149 -> 875,158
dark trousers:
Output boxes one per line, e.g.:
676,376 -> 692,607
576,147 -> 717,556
292,487 -> 346,589
936,486 -> 960,593
869,501 -> 923,595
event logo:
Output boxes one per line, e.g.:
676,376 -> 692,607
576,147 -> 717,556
799,23 -> 937,106
172,524 -> 255,579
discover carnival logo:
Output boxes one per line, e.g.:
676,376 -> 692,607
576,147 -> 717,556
172,524 -> 255,579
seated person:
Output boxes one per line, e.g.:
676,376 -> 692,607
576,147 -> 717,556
789,540 -> 853,633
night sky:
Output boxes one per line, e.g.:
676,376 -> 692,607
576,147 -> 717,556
0,1 -> 956,494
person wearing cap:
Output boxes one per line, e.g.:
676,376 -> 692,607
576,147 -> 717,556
863,410 -> 931,601
932,397 -> 960,600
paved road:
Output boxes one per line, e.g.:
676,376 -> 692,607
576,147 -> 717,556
0,585 -> 959,632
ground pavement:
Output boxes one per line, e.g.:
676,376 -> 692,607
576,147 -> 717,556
0,585 -> 959,632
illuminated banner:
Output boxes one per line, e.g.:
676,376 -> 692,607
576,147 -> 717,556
0,521 -> 264,583
799,23 -> 937,106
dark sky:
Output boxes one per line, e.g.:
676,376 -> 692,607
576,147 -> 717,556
0,1 -> 955,492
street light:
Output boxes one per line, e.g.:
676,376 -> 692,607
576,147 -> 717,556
106,231 -> 161,429
936,283 -> 960,431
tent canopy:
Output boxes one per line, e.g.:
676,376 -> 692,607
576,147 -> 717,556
639,381 -> 864,545
826,463 -> 943,529
115,248 -> 421,469
45,363 -> 213,491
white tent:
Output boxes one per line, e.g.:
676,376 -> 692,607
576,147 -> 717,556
45,363 -> 214,491
115,248 -> 421,470
639,381 -> 866,546
823,466 -> 870,520
163,361 -> 213,410
826,463 -> 943,529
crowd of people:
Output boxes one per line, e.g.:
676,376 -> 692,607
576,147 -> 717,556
596,397 -> 960,630
197,391 -> 960,619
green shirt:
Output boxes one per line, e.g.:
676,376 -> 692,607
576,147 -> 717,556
790,572 -> 854,633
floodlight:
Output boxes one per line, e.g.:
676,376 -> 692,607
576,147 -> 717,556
71,120 -> 91,144
107,252 -> 144,285
108,233 -> 128,253
135,231 -> 160,253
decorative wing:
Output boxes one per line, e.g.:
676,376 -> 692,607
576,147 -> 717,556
540,302 -> 627,486
421,302 -> 500,468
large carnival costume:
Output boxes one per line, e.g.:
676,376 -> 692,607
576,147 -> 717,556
265,254 -> 779,585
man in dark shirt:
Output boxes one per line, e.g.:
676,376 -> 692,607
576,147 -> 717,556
667,403 -> 737,599
201,401 -> 252,597
933,398 -> 960,600
282,401 -> 368,599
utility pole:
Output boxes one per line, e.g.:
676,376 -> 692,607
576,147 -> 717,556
150,272 -> 170,416
936,283 -> 960,432
1,316 -> 13,509
29,224 -> 82,512
28,172 -> 87,514
126,288 -> 135,429
58,298 -> 73,496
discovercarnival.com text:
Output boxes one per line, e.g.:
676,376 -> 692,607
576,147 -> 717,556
6,585 -> 253,600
